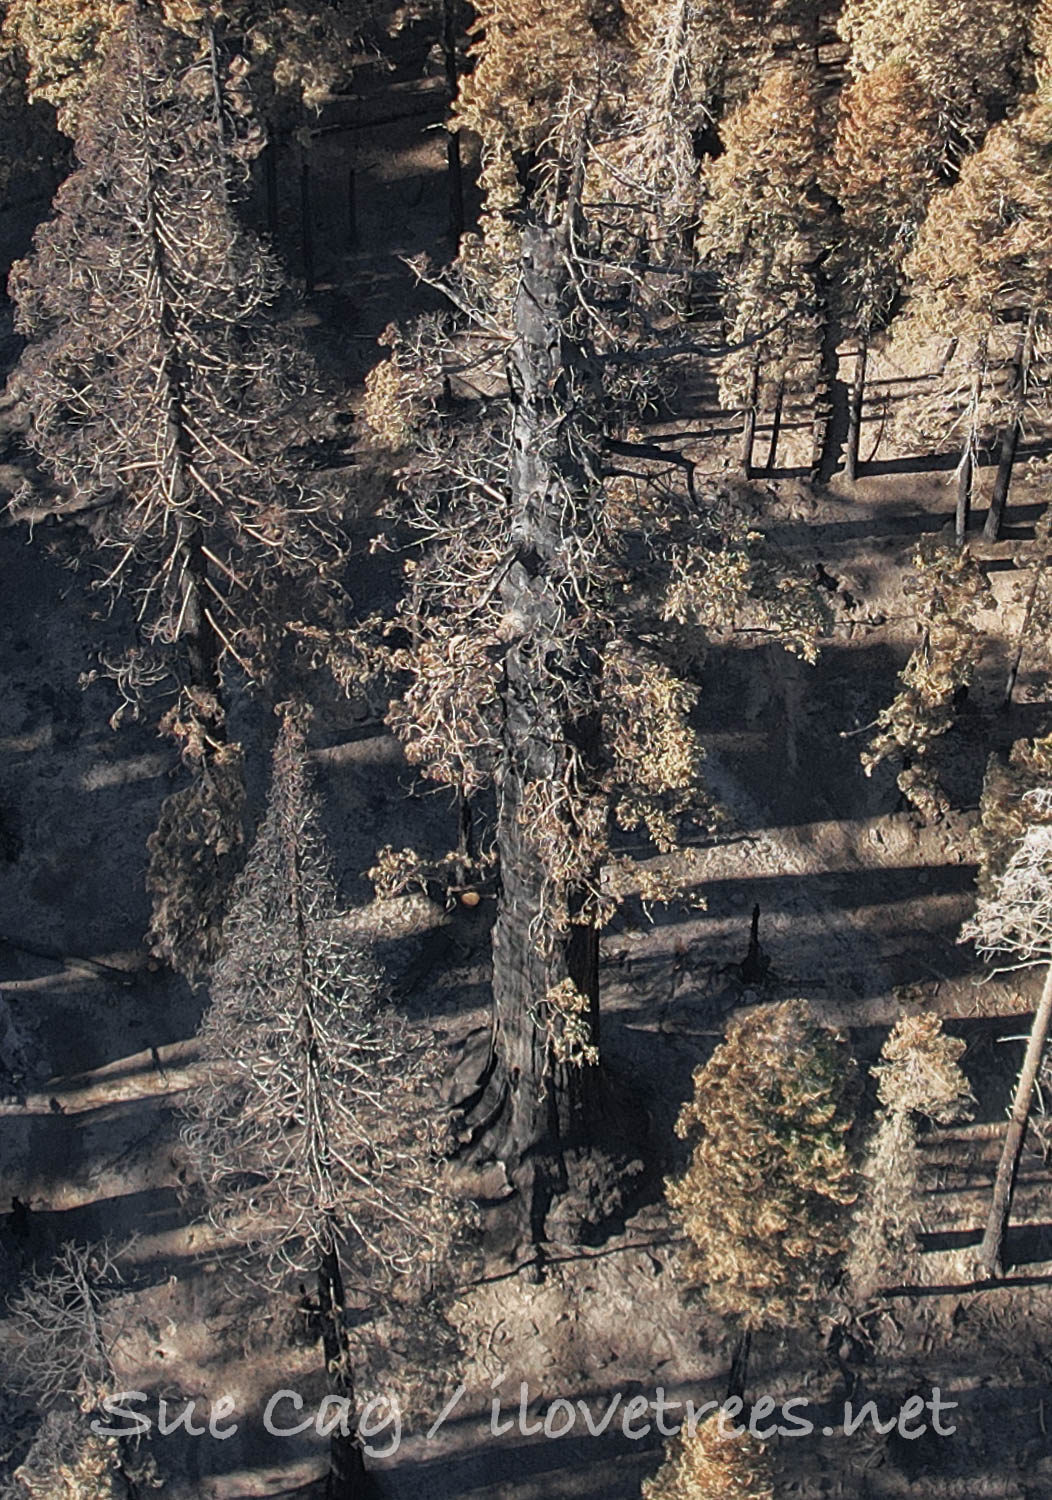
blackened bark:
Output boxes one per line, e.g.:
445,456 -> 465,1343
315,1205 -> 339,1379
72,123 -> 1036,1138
845,336 -> 867,482
300,150 -> 314,292
442,0 -> 464,246
318,1241 -> 369,1499
464,223 -> 602,1236
725,1329 -> 752,1404
810,264 -> 842,484
741,352 -> 760,477
763,376 -> 784,475
984,318 -> 1033,542
956,444 -> 973,543
1003,564 -> 1044,709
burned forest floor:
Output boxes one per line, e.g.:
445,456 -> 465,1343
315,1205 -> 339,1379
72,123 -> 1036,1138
3,31 -> 1052,1500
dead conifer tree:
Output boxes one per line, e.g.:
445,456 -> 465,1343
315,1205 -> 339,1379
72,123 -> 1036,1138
666,998 -> 859,1398
358,186 -> 830,1242
962,788 -> 1052,1277
8,11 -> 348,981
2,1241 -> 156,1498
848,1013 -> 972,1304
181,704 -> 461,1499
860,538 -> 995,820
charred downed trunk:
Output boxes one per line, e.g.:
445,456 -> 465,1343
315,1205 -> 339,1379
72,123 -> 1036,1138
458,223 -> 607,1241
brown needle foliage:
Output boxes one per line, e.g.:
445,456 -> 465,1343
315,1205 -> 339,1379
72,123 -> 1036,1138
848,1013 -> 972,1303
667,998 -> 859,1331
861,538 -> 995,820
642,1414 -> 774,1500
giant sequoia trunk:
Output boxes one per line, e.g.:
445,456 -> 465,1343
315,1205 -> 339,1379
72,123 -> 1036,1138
462,224 -> 602,1241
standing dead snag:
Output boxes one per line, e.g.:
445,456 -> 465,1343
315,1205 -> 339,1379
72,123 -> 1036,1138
181,706 -> 460,1499
962,790 -> 1052,1277
666,999 -> 858,1398
362,191 -> 830,1240
8,12 -> 347,981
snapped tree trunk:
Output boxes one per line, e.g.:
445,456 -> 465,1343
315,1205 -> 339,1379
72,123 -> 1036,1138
984,317 -> 1033,543
845,335 -> 868,482
318,1238 -> 369,1499
978,963 -> 1052,1277
461,223 -> 602,1239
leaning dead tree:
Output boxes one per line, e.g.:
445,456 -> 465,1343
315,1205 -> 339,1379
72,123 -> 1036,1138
2,1241 -> 156,1499
962,789 -> 1052,1278
181,705 -> 460,1500
8,11 -> 347,981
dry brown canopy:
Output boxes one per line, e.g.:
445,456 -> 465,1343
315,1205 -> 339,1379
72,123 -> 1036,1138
697,60 -> 829,403
839,0 -> 1037,139
2,0 -> 366,132
862,539 -> 996,820
642,1415 -> 774,1500
906,97 -> 1052,327
668,997 -> 859,1330
826,60 -> 942,327
873,1012 -> 973,1124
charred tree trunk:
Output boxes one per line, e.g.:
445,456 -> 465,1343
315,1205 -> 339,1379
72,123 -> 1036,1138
300,148 -> 314,293
725,1329 -> 752,1404
265,136 -> 280,241
741,352 -> 760,477
318,1239 -> 369,1499
347,166 -> 359,252
978,963 -> 1052,1277
810,264 -> 842,484
845,335 -> 867,482
442,0 -> 464,246
763,376 -> 785,475
461,224 -> 602,1240
1003,563 -> 1044,710
956,337 -> 986,544
454,785 -> 475,889
984,317 -> 1033,543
